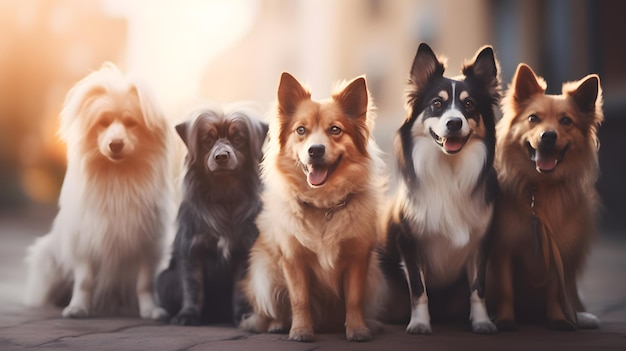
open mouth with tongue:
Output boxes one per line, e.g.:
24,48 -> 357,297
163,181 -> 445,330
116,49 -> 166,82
429,128 -> 471,154
301,154 -> 343,187
526,142 -> 569,173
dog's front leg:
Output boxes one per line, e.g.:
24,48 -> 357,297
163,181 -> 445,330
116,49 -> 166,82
171,255 -> 204,326
491,253 -> 516,331
396,233 -> 431,334
343,250 -> 373,342
137,258 -> 168,320
281,256 -> 314,342
467,249 -> 497,334
546,267 -> 576,331
62,261 -> 94,318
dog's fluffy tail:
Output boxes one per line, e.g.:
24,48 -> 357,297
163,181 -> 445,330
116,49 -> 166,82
24,234 -> 69,307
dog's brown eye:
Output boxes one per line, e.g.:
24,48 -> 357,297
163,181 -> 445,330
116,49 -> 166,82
432,98 -> 442,109
203,136 -> 215,147
528,114 -> 539,123
560,116 -> 573,126
296,126 -> 306,135
232,135 -> 244,146
464,99 -> 475,111
329,125 -> 342,135
124,119 -> 138,128
98,119 -> 111,128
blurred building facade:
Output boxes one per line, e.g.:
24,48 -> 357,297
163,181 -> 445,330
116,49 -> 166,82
0,0 -> 624,230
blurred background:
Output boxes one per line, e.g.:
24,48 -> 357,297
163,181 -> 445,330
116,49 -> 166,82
0,0 -> 624,233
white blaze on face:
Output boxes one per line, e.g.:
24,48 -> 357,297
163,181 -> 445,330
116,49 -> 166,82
429,83 -> 472,154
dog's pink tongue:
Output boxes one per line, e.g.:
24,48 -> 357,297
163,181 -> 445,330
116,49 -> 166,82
307,165 -> 328,186
443,137 -> 465,153
535,152 -> 558,172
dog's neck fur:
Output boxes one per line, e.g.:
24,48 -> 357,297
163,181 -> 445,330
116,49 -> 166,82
297,193 -> 353,221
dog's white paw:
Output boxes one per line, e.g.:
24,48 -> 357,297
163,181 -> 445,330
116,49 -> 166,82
472,319 -> 498,334
141,306 -> 169,321
577,312 -> 600,329
406,320 -> 432,335
62,304 -> 89,318
239,313 -> 267,333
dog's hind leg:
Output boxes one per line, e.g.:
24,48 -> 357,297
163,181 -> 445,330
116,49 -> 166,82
467,248 -> 497,334
490,252 -> 517,331
62,261 -> 93,318
170,255 -> 204,326
567,276 -> 600,329
24,235 -> 66,307
137,257 -> 168,320
156,263 -> 181,317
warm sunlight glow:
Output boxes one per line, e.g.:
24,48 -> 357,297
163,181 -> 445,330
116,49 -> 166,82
102,0 -> 258,116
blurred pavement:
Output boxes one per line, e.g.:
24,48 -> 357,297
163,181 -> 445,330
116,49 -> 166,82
0,207 -> 625,351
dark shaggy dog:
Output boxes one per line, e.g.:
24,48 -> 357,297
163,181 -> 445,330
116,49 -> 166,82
157,103 -> 268,325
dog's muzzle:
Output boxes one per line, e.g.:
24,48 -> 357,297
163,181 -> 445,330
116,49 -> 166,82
429,127 -> 472,154
527,131 -> 569,173
300,144 -> 342,187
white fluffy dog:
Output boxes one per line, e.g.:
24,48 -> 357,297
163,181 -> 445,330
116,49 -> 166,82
24,63 -> 174,319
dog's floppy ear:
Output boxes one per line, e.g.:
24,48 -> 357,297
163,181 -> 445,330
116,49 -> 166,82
249,119 -> 269,162
566,74 -> 602,119
334,76 -> 368,121
175,122 -> 189,146
407,43 -> 446,106
176,120 -> 198,165
277,72 -> 311,116
511,64 -> 546,104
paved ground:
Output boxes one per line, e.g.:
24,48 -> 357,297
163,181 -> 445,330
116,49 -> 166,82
1,206 -> 625,351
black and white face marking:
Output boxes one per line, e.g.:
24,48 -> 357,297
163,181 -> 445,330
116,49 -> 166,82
419,80 -> 480,154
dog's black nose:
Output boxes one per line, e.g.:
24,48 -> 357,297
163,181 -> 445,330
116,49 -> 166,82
446,118 -> 463,132
540,131 -> 557,145
109,140 -> 124,153
215,152 -> 230,164
308,144 -> 325,159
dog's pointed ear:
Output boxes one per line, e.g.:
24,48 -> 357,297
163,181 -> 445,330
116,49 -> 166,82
407,43 -> 445,106
465,46 -> 498,79
277,72 -> 310,116
512,64 -> 546,103
567,74 -> 601,116
463,46 -> 500,93
175,122 -> 189,146
334,76 -> 368,121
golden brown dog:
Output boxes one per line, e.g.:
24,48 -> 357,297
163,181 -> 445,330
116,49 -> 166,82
240,72 -> 387,342
488,63 -> 603,331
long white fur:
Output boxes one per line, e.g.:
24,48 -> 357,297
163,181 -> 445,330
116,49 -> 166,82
400,111 -> 494,332
405,112 -> 491,250
24,63 -> 174,319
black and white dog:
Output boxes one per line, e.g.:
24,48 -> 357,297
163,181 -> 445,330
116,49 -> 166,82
157,103 -> 268,325
379,43 -> 500,334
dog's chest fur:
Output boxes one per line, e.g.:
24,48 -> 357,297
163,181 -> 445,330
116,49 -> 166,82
67,169 -> 165,263
405,136 -> 492,241
399,135 -> 492,285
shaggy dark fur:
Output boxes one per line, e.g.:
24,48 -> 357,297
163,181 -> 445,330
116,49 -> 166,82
157,105 -> 267,325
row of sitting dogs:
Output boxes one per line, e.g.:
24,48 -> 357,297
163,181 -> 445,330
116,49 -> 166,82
24,43 -> 603,342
